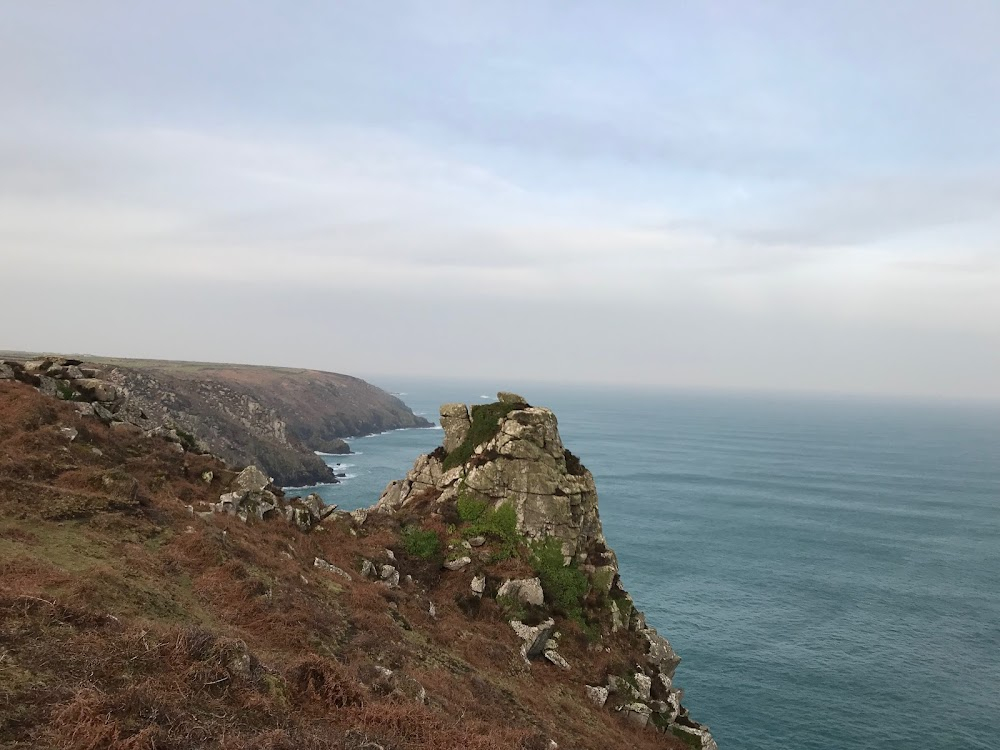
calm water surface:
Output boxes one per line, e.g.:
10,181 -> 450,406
287,380 -> 1000,750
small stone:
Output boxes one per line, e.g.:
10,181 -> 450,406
59,427 -> 78,442
543,649 -> 570,670
314,557 -> 352,581
201,471 -> 214,484
361,559 -> 378,579
468,535 -> 486,547
443,556 -> 471,571
428,601 -> 436,618
471,575 -> 486,596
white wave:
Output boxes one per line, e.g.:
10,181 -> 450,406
281,482 -> 339,491
313,450 -> 357,457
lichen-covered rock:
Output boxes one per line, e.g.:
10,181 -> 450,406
232,465 -> 269,495
439,403 -> 471,453
510,618 -> 555,660
585,685 -> 609,707
497,577 -> 544,607
314,557 -> 352,580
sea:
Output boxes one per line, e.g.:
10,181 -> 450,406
286,379 -> 1000,750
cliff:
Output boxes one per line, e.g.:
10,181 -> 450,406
0,378 -> 716,749
376,392 -> 717,748
0,355 -> 430,486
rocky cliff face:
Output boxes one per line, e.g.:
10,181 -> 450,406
375,393 -> 718,749
0,355 -> 430,486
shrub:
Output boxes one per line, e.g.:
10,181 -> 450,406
466,502 -> 519,561
400,526 -> 440,559
442,402 -> 522,471
456,493 -> 487,523
530,538 -> 589,623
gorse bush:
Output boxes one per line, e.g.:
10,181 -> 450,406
530,537 -> 589,623
400,526 -> 440,559
442,401 -> 523,471
465,501 -> 519,561
456,493 -> 488,523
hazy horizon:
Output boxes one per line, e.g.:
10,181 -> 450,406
2,2 -> 999,399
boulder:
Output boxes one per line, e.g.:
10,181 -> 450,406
73,378 -> 118,402
497,391 -> 528,405
0,363 -> 14,380
543,648 -> 570,670
510,618 -> 555,660
643,628 -> 681,679
621,703 -> 652,729
232,465 -> 269,494
585,685 -> 609,707
439,403 -> 471,453
471,575 -> 486,597
633,672 -> 652,701
497,577 -> 545,607
380,565 -> 400,588
443,556 -> 471,571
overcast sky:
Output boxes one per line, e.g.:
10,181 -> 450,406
2,2 -> 999,399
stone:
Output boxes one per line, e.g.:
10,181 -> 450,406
643,628 -> 681,679
232,465 -> 269,494
201,471 -> 214,484
350,508 -> 369,526
59,427 -> 78,442
471,575 -> 486,596
313,557 -> 352,581
439,403 -> 471,453
621,702 -> 652,729
361,559 -> 379,579
73,378 -> 118,402
543,649 -> 570,670
468,535 -> 486,547
380,565 -> 400,588
497,391 -> 528,405
0,363 -> 14,379
509,618 -> 555,660
443,556 -> 471,571
633,672 -> 652,701
286,506 -> 313,532
585,685 -> 609,707
497,577 -> 545,607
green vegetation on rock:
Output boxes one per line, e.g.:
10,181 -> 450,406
530,537 -> 590,623
465,500 -> 519,561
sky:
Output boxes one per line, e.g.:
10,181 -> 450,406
2,1 -> 999,399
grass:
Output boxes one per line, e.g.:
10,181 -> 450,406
442,402 -> 523,471
400,525 -> 441,559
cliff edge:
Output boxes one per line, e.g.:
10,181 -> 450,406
375,392 -> 717,748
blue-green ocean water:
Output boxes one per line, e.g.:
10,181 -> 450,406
287,380 -> 1000,750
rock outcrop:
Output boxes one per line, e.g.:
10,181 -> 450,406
373,393 -> 717,748
0,354 -> 430,486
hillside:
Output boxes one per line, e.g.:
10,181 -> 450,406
0,354 -> 430,486
0,380 -> 716,749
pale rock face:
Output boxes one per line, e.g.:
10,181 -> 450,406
439,403 -> 471,453
232,465 -> 269,495
510,618 -> 555,660
585,685 -> 609,707
375,396 -> 617,578
497,577 -> 545,607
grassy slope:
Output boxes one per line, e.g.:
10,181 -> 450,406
0,381 -> 685,750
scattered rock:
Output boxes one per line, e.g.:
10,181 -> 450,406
468,535 -> 486,547
471,575 -> 486,597
497,577 -> 544,607
443,556 -> 471,571
313,557 -> 352,581
380,565 -> 400,588
361,559 -> 378,579
585,685 -> 609,707
510,618 -> 555,661
543,649 -> 570,670
59,427 -> 78,442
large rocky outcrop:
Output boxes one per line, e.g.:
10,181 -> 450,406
374,393 -> 718,749
0,355 -> 430,486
